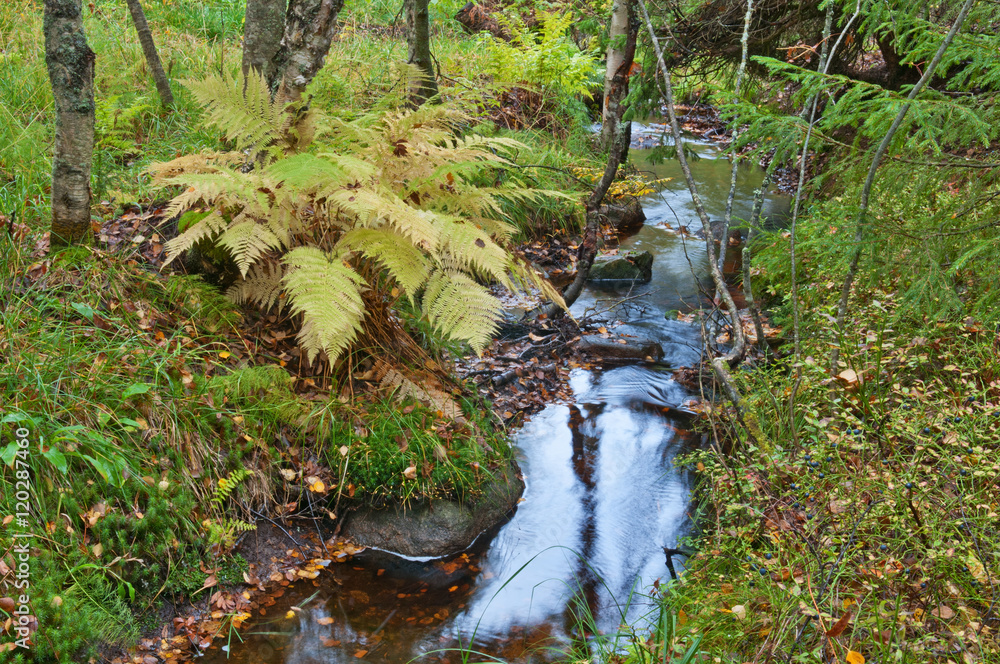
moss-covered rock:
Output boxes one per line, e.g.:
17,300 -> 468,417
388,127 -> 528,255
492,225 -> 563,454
587,250 -> 653,283
341,460 -> 524,557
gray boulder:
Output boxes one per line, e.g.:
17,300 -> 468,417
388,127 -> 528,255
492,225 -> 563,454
341,461 -> 524,557
587,250 -> 653,283
594,198 -> 645,231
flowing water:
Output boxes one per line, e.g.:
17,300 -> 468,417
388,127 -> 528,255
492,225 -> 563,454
207,131 -> 789,664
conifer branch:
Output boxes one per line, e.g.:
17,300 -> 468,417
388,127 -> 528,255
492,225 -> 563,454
831,0 -> 978,374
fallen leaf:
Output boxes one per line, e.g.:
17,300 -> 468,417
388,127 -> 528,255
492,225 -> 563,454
200,574 -> 218,592
826,610 -> 852,637
932,605 -> 955,620
846,651 -> 865,664
317,616 -> 334,625
354,650 -> 368,658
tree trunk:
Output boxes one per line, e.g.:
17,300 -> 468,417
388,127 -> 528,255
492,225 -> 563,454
271,0 -> 345,103
406,0 -> 438,105
243,0 -> 287,82
535,1 -> 636,319
125,0 -> 174,107
44,0 -> 95,246
599,0 -> 630,150
639,0 -> 745,404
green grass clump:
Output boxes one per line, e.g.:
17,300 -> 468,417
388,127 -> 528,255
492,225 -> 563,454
326,397 -> 512,507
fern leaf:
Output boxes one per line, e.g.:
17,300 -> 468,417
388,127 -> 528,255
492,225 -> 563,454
338,227 -> 432,297
217,221 -> 283,276
226,259 -> 286,310
422,270 -> 501,353
434,216 -> 513,288
282,247 -> 368,363
162,211 -> 228,268
184,71 -> 285,155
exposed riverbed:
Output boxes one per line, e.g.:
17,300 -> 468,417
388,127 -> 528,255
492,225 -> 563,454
205,133 -> 790,664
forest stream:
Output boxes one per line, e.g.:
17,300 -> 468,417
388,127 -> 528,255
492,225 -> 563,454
206,131 -> 791,664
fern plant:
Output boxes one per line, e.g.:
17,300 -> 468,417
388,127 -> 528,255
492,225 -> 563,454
204,469 -> 255,551
478,10 -> 600,98
154,72 -> 565,363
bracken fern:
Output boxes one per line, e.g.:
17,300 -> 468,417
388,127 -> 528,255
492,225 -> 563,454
154,72 -> 565,363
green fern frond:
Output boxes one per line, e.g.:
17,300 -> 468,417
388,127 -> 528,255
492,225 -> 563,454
216,220 -> 283,276
282,247 -> 368,363
338,227 -> 432,297
210,365 -> 293,396
422,270 -> 502,353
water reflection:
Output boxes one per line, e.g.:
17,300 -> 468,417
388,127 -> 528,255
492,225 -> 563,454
208,367 -> 694,664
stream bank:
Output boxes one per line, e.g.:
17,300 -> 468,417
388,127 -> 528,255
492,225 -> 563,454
191,129 -> 791,664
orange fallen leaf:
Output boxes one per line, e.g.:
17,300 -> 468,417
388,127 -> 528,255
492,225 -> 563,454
846,651 -> 865,664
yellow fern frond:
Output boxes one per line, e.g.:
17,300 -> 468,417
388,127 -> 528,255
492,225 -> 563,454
282,247 -> 367,363
422,270 -> 501,353
226,259 -> 286,311
162,210 -> 228,268
338,228 -> 432,297
184,71 -> 287,156
434,216 -> 513,289
511,259 -> 567,311
217,221 -> 283,276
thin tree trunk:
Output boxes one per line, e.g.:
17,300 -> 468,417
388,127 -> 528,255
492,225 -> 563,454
600,0 -> 630,151
830,0 -> 976,374
742,173 -> 771,356
786,2 -> 833,450
717,0 -> 753,276
536,1 -> 636,320
125,0 -> 173,107
406,0 -> 439,105
271,0 -> 345,103
45,0 -> 95,246
243,0 -> 287,82
639,0 -> 744,360
639,0 -> 745,404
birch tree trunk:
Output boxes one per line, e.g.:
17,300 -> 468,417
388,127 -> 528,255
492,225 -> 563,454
243,0 -> 287,82
45,0 -> 95,246
406,0 -> 439,105
599,0 -> 630,151
536,0 -> 636,319
716,0 -> 753,275
638,0 -> 745,403
125,0 -> 174,107
271,0 -> 345,103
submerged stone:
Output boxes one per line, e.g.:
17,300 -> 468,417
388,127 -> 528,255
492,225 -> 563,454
587,250 -> 653,283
